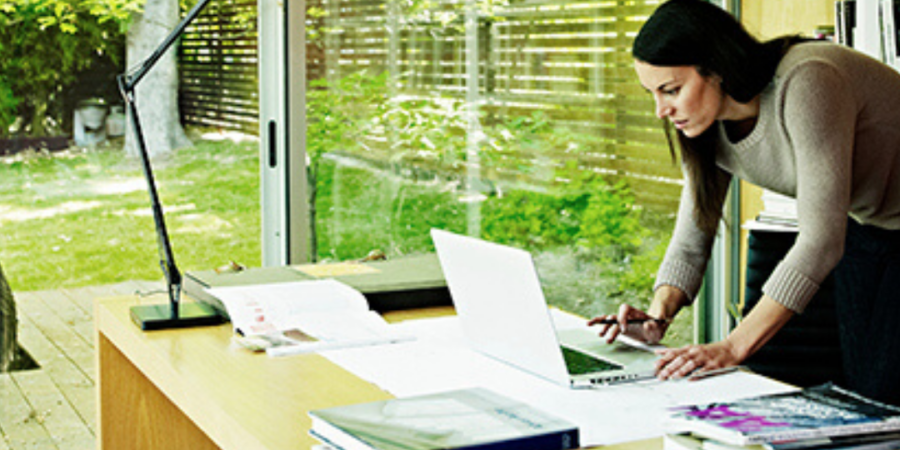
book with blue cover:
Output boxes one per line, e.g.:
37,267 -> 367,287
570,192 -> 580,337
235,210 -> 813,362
665,384 -> 900,447
308,387 -> 579,450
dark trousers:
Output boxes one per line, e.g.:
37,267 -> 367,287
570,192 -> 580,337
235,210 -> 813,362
833,219 -> 900,406
745,231 -> 844,388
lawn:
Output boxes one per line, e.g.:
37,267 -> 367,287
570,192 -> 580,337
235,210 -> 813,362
0,130 -> 692,346
0,131 -> 261,292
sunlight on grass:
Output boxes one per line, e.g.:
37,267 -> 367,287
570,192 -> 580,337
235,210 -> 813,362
0,201 -> 103,222
0,132 -> 261,291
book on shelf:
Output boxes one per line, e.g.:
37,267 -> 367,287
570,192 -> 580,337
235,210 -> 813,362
815,24 -> 836,42
208,279 -> 414,357
754,213 -> 798,229
880,0 -> 900,71
664,383 -> 900,447
308,387 -> 580,450
744,190 -> 798,232
836,0 -> 857,47
758,190 -> 797,224
665,431 -> 900,450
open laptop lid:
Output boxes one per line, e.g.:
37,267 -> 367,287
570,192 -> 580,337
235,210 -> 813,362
431,229 -> 572,386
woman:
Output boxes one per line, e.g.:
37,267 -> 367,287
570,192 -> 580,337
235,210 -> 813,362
588,0 -> 900,405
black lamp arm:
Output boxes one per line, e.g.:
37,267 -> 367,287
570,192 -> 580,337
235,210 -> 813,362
120,0 -> 216,94
116,0 -> 216,323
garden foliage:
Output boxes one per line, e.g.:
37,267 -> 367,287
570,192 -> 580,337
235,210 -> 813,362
307,70 -> 672,308
0,0 -> 136,136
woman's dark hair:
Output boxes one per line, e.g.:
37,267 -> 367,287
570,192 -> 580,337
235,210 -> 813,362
633,0 -> 807,234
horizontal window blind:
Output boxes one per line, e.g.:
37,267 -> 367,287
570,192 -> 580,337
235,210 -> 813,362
179,0 -> 682,211
179,0 -> 259,134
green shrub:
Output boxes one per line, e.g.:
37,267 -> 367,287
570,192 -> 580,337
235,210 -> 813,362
577,180 -> 643,261
0,0 -> 132,136
481,189 -> 588,251
0,77 -> 18,134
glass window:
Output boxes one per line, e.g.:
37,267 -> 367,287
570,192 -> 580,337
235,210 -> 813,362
305,0 -> 692,346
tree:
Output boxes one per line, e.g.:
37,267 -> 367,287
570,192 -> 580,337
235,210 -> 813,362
123,0 -> 190,157
0,262 -> 16,372
0,0 -> 135,137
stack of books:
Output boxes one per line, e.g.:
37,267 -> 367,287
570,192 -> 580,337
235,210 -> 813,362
755,190 -> 798,229
663,383 -> 900,450
308,387 -> 580,450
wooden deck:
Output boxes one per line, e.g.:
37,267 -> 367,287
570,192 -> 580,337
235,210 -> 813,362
1,281 -> 163,450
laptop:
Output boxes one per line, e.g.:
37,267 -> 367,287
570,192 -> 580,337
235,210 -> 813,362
431,229 -> 659,388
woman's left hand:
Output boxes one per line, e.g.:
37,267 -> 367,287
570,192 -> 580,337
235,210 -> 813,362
653,340 -> 742,380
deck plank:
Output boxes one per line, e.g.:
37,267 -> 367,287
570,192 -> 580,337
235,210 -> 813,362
0,374 -> 58,450
1,280 -> 212,449
0,428 -> 10,449
25,289 -> 93,349
52,287 -> 94,319
14,293 -> 94,380
14,294 -> 96,435
10,370 -> 94,450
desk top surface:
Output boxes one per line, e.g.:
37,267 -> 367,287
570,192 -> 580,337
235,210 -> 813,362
96,295 -> 660,450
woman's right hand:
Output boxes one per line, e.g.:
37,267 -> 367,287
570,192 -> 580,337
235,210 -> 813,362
587,303 -> 669,345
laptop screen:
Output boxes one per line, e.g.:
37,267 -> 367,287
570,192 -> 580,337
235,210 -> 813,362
431,229 -> 574,385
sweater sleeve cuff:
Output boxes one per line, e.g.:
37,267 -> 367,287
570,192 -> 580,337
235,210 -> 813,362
654,259 -> 705,302
762,262 -> 820,314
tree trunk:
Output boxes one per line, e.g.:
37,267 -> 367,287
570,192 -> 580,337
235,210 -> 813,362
0,261 -> 17,373
28,97 -> 49,137
124,0 -> 192,158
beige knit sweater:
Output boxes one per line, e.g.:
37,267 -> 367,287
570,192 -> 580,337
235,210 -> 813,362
655,41 -> 900,313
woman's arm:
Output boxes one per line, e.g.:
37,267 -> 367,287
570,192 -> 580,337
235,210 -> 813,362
655,294 -> 795,379
648,285 -> 691,321
764,60 -> 855,313
590,163 -> 730,344
588,284 -> 691,344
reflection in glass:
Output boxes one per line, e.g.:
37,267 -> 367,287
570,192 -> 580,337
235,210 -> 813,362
305,0 -> 692,345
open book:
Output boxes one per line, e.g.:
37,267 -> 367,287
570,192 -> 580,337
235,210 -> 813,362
208,279 -> 414,357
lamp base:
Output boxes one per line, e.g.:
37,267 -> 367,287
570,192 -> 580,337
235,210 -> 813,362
130,302 -> 224,331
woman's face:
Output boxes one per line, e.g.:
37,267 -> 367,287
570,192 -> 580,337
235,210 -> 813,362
634,60 -> 726,138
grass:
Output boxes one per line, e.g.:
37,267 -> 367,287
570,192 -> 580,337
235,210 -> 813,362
0,130 -> 691,346
0,130 -> 261,292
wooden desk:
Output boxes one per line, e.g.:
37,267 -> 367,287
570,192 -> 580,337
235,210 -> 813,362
95,294 -> 660,449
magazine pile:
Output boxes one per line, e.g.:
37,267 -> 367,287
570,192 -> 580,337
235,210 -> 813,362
663,383 -> 900,450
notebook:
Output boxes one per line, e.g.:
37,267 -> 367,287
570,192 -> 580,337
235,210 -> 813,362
431,229 -> 659,388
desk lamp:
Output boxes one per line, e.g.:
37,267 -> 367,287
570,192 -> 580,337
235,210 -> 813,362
117,0 -> 225,330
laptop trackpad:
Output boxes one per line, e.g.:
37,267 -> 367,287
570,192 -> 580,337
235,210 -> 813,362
557,328 -> 658,369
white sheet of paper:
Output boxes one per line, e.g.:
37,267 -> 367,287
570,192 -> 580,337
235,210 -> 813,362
208,279 -> 369,335
321,313 -> 794,446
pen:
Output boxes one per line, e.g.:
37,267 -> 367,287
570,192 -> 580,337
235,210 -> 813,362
677,366 -> 743,382
591,318 -> 670,325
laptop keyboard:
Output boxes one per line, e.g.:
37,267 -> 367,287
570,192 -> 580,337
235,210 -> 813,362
561,346 -> 622,375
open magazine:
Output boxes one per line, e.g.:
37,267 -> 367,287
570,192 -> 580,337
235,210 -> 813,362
665,383 -> 900,446
207,279 -> 414,357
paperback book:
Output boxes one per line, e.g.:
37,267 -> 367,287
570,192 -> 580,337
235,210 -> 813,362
308,387 -> 579,450
665,383 -> 900,447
